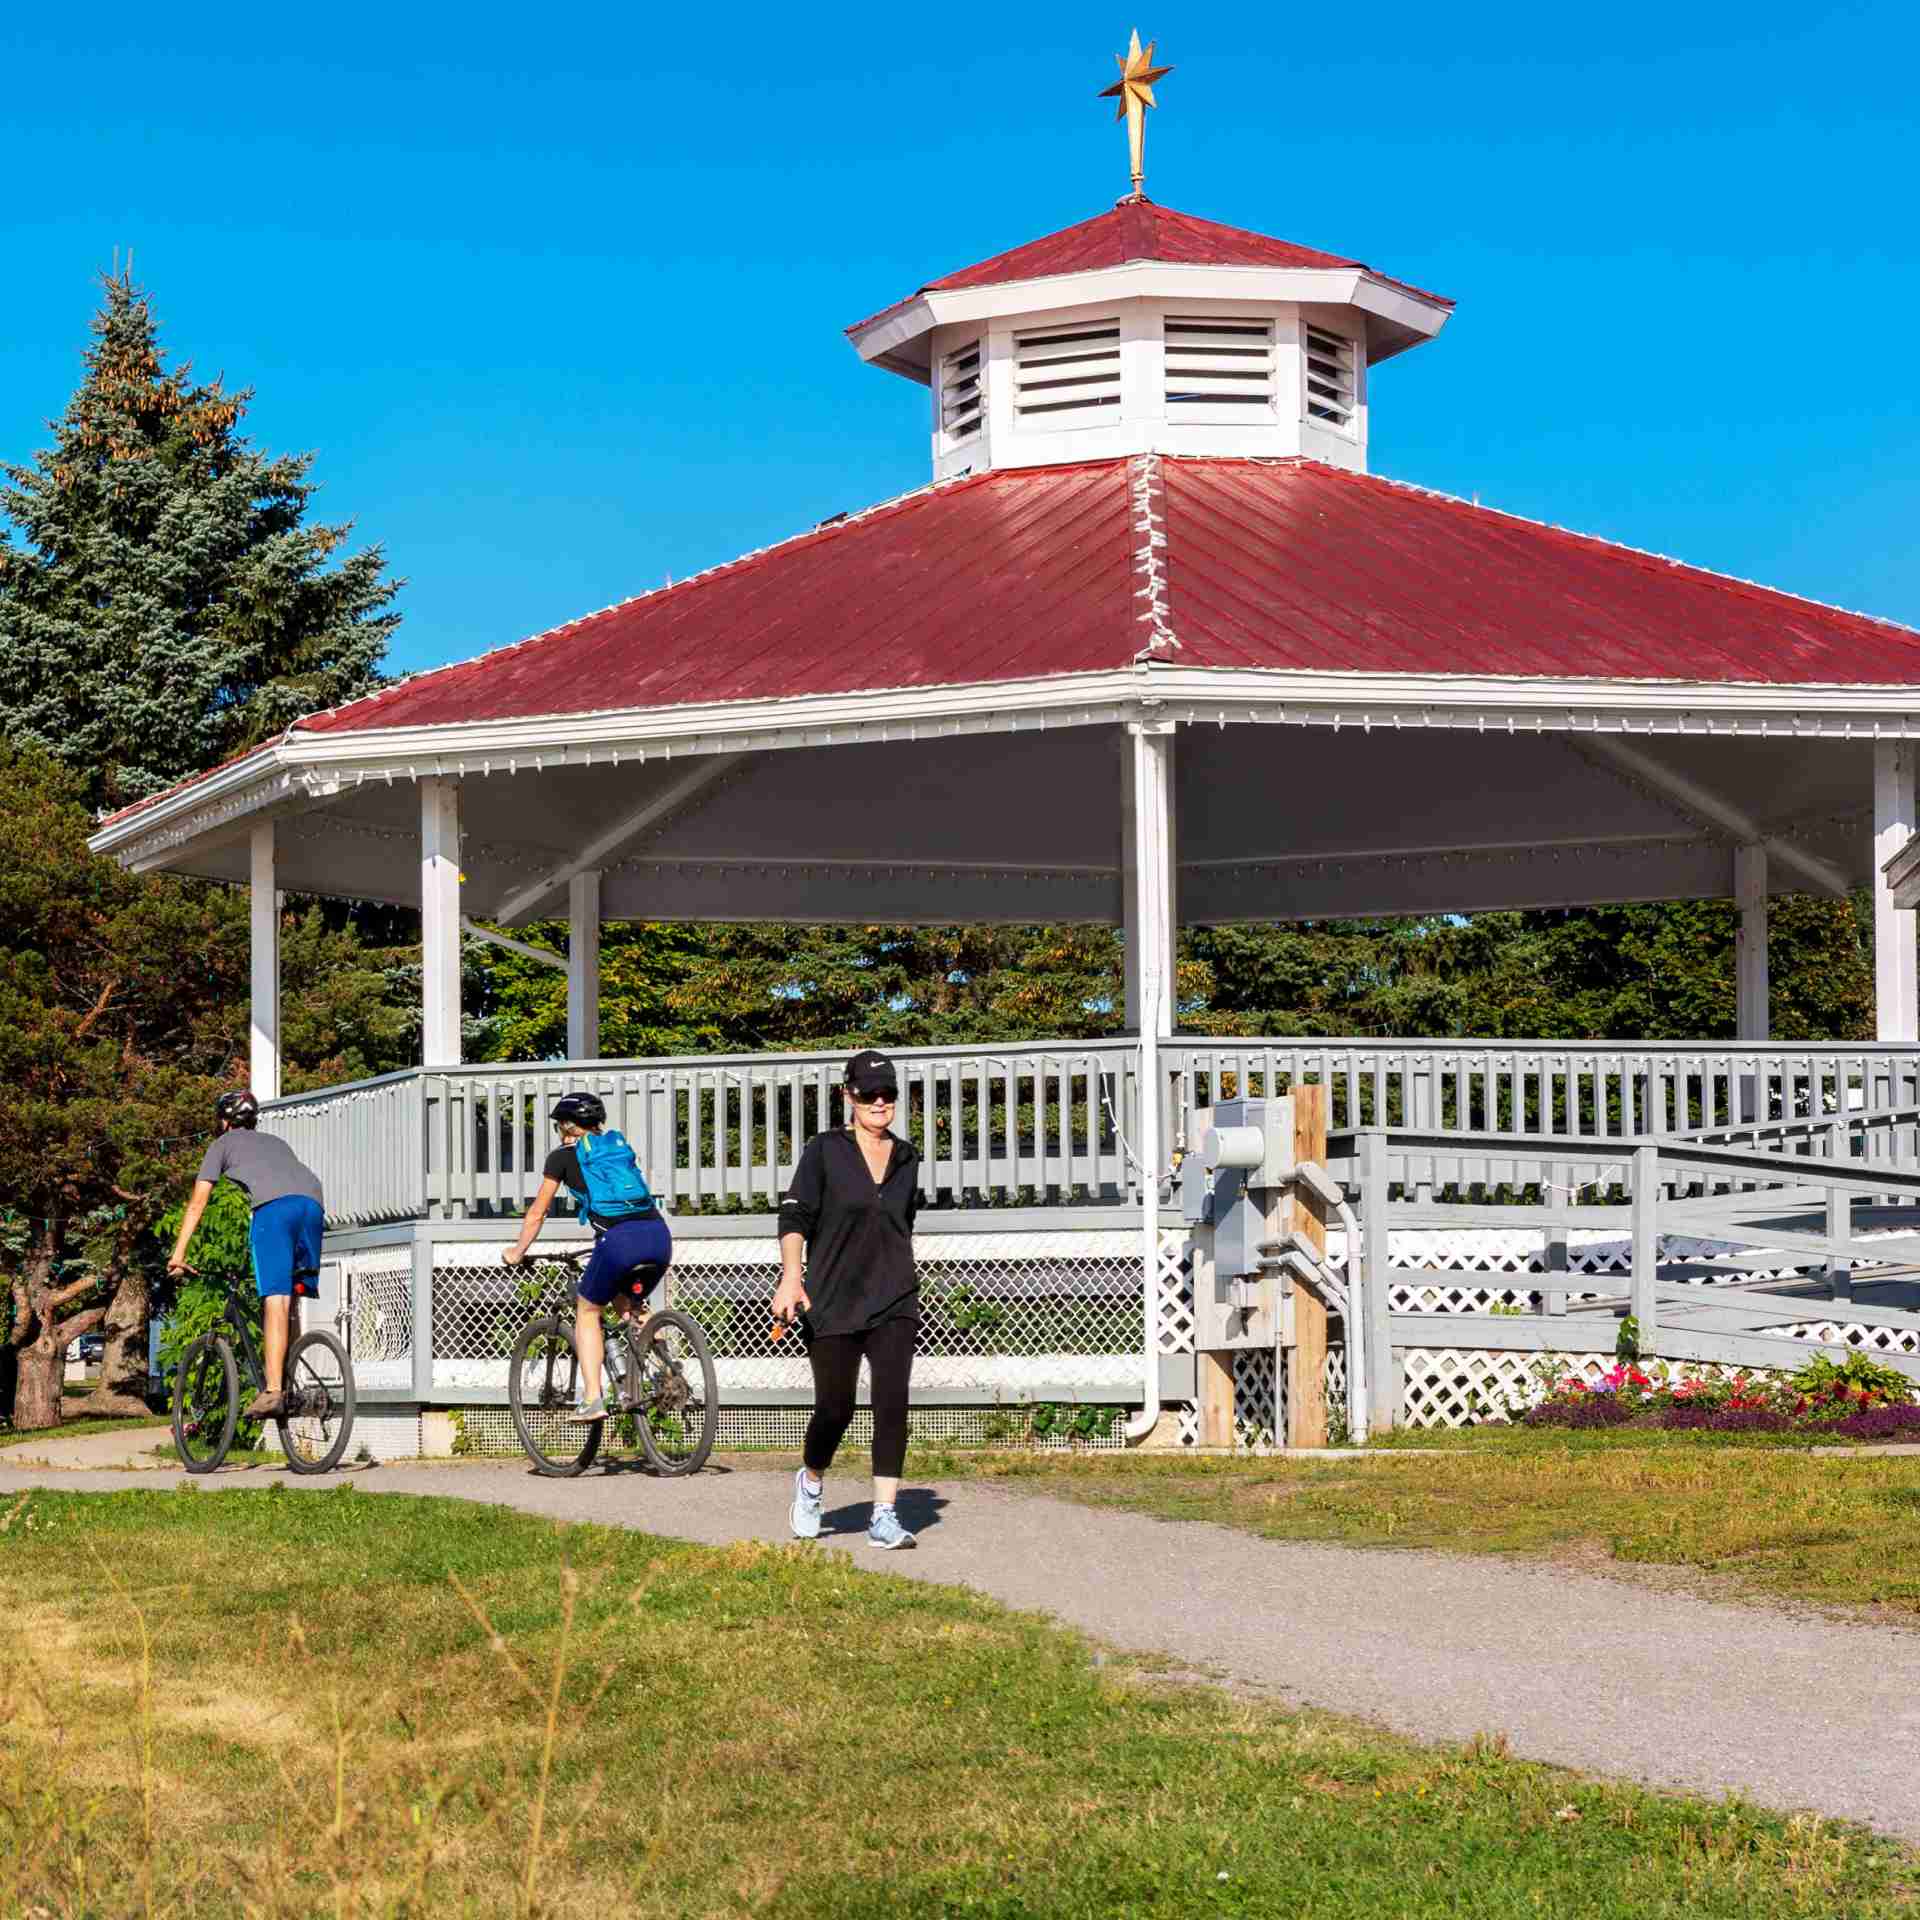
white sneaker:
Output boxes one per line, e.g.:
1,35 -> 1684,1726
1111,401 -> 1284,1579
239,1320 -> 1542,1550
868,1504 -> 916,1550
790,1467 -> 823,1539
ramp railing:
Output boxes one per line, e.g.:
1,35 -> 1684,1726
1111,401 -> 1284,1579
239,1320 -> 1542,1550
1341,1125 -> 1920,1432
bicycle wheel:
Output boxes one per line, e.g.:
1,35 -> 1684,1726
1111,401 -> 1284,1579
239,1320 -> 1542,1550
172,1335 -> 237,1473
509,1316 -> 603,1476
278,1328 -> 356,1474
631,1310 -> 718,1476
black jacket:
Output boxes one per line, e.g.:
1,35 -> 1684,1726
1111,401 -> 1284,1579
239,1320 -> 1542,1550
778,1129 -> 920,1336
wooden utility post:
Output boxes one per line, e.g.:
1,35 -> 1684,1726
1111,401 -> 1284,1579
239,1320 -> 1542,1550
1287,1083 -> 1330,1449
1197,1347 -> 1234,1447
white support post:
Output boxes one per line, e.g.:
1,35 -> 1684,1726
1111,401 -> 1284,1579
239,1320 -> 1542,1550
567,870 -> 602,1062
420,778 -> 463,1068
1121,724 -> 1178,1035
249,821 -> 281,1102
1875,742 -> 1919,1043
1734,843 -> 1769,1122
1124,718 -> 1177,1443
1734,844 -> 1769,1040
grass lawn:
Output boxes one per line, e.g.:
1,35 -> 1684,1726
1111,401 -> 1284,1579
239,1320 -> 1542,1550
911,1428 -> 1920,1616
0,1413 -> 169,1450
2,1489 -> 1913,1917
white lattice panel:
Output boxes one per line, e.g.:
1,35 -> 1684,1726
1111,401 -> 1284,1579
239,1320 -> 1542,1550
1156,1228 -> 1195,1355
1231,1349 -> 1279,1449
1400,1348 -> 1618,1429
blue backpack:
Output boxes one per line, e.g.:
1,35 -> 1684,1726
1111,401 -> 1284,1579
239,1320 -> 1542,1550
569,1129 -> 656,1227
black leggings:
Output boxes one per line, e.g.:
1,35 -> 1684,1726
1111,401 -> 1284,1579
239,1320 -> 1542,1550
803,1316 -> 917,1480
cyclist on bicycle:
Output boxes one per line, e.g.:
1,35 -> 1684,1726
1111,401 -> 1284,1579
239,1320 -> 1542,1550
166,1091 -> 326,1419
503,1092 -> 672,1422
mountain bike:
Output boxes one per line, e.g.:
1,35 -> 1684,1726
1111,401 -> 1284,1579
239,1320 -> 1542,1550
171,1277 -> 357,1474
506,1244 -> 719,1478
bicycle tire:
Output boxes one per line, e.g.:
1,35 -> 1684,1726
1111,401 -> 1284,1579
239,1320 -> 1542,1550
172,1334 -> 238,1473
509,1316 -> 603,1476
278,1328 -> 357,1474
632,1309 -> 719,1477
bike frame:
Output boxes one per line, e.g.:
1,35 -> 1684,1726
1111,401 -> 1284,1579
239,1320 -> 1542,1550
212,1283 -> 300,1393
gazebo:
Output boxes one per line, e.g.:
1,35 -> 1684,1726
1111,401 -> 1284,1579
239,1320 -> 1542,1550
93,163 -> 1920,1454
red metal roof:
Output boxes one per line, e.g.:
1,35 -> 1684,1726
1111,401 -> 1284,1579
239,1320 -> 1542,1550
104,454 -> 1920,829
1158,461 -> 1920,685
303,455 -> 1920,743
296,461 -> 1140,736
848,200 -> 1452,338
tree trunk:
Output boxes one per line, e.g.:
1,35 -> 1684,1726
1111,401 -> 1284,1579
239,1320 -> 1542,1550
85,1264 -> 154,1417
6,1219 -> 108,1431
11,1326 -> 66,1430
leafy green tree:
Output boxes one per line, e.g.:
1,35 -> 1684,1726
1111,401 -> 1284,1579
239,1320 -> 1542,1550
0,748 -> 417,1429
0,748 -> 234,1426
1185,900 -> 1872,1043
0,270 -> 398,814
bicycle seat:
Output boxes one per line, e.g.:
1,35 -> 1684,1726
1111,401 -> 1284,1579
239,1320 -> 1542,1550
627,1263 -> 666,1298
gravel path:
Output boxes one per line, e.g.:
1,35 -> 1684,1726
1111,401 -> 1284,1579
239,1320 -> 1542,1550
5,1453 -> 1919,1842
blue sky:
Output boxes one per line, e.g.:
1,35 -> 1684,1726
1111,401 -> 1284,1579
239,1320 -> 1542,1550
5,2 -> 1916,677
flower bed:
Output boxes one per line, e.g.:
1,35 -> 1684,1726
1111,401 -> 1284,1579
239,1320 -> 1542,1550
1518,1350 -> 1920,1440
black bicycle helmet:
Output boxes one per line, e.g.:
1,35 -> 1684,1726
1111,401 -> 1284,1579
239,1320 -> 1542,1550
550,1091 -> 606,1128
215,1090 -> 260,1130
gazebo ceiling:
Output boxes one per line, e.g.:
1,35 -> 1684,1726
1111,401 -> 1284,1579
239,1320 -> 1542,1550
147,725 -> 1873,926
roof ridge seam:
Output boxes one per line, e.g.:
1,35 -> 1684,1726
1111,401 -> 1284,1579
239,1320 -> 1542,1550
1129,452 -> 1180,663
1305,460 -> 1920,643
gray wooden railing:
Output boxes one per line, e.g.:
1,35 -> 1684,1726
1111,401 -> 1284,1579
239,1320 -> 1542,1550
264,1037 -> 1920,1228
1338,1122 -> 1920,1431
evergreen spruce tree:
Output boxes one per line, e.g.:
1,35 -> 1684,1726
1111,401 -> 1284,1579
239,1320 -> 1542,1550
0,269 -> 398,813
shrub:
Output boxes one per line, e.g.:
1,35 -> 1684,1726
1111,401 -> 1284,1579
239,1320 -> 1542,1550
1789,1351 -> 1916,1408
1660,1404 -> 1789,1433
1831,1403 -> 1920,1441
1523,1396 -> 1632,1429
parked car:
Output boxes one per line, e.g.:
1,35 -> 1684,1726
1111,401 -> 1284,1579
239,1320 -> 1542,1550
76,1334 -> 105,1363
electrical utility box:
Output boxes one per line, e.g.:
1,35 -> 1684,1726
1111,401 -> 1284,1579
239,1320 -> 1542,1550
1182,1097 -> 1295,1351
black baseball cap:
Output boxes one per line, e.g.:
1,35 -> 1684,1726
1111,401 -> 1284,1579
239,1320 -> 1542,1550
844,1049 -> 898,1097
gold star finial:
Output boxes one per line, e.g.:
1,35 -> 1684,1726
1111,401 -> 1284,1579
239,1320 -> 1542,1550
1098,29 -> 1172,201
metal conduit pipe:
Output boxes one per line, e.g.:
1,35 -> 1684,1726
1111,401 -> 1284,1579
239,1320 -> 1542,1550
1332,1195 -> 1369,1446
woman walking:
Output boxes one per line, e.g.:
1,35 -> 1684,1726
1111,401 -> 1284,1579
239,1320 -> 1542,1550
774,1048 -> 921,1548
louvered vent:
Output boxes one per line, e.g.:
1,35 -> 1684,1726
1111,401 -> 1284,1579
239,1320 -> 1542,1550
1303,324 -> 1358,431
1165,316 -> 1274,409
1013,319 -> 1121,424
939,338 -> 983,442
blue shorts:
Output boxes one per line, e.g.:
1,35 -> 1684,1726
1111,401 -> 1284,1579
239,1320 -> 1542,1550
579,1213 -> 673,1308
251,1194 -> 325,1300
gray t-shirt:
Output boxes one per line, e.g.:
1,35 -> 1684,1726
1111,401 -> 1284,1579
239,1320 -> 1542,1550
196,1129 -> 325,1213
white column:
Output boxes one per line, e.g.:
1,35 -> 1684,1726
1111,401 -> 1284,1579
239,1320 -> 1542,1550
1734,844 -> 1769,1041
1122,716 -> 1177,1442
420,778 -> 463,1067
1121,722 -> 1177,1035
567,870 -> 602,1061
1875,742 -> 1919,1042
249,820 -> 281,1101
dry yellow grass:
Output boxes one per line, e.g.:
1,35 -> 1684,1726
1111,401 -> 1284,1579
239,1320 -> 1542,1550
1,1484 -> 1916,1917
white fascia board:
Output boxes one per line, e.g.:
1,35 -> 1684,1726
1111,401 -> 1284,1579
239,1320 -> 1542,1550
94,663 -> 1920,872
274,666 -> 1920,776
90,748 -> 341,865
848,266 -> 1449,375
1138,665 -> 1920,733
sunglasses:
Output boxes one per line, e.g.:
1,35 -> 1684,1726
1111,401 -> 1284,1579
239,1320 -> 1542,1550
853,1088 -> 898,1106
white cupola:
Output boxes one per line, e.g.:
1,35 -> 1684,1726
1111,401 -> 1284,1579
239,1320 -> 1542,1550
845,198 -> 1452,481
